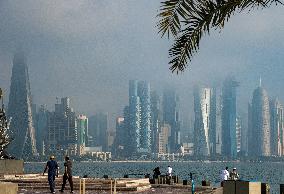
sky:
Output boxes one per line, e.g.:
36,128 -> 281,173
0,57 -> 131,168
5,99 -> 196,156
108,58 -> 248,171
0,1 -> 283,129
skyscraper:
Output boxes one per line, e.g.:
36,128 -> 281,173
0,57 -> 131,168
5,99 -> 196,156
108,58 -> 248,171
221,76 -> 238,158
249,84 -> 271,156
150,91 -> 161,153
35,104 -> 48,156
77,114 -> 88,155
8,53 -> 37,158
88,112 -> 108,151
129,80 -> 141,153
128,80 -> 151,154
193,87 -> 216,156
46,97 -> 77,155
137,81 -> 151,152
162,88 -> 181,153
113,117 -> 126,157
270,99 -> 283,156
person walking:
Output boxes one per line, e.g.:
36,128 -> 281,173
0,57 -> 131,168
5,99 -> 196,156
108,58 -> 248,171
43,155 -> 59,194
60,156 -> 74,193
220,166 -> 229,187
230,167 -> 239,180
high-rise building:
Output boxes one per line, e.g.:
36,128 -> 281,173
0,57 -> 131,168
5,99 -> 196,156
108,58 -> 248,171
8,53 -> 37,158
270,99 -> 283,156
162,88 -> 181,153
88,112 -> 108,151
158,124 -> 171,153
113,117 -> 126,157
249,84 -> 271,156
129,80 -> 141,153
236,116 -> 242,153
128,80 -> 151,154
77,114 -> 88,155
35,105 -> 48,156
221,76 -> 238,158
150,91 -> 161,153
215,90 -> 222,155
193,87 -> 216,156
137,81 -> 151,152
46,97 -> 77,155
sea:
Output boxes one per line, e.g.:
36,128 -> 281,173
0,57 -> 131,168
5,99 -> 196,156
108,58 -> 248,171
25,161 -> 284,194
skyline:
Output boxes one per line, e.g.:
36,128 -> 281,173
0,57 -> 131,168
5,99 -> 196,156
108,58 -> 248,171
0,1 -> 283,126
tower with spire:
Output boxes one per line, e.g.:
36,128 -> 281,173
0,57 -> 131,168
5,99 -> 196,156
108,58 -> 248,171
8,53 -> 37,159
248,79 -> 271,156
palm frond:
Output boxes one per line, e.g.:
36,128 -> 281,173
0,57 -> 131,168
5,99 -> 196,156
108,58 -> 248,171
158,0 -> 283,73
157,0 -> 194,38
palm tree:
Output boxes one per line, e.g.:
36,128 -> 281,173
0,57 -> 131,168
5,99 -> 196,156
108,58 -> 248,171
157,0 -> 283,73
0,88 -> 13,159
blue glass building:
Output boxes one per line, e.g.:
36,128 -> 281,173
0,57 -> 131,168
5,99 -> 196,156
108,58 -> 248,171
221,77 -> 238,158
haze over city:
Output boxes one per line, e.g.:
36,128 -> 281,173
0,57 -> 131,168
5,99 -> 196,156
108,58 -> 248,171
0,0 -> 283,126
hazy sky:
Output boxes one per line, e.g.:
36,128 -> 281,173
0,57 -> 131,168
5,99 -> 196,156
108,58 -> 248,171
0,1 -> 283,128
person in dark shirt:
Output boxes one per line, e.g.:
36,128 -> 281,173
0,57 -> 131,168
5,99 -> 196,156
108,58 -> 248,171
153,167 -> 161,179
43,155 -> 59,194
60,156 -> 74,193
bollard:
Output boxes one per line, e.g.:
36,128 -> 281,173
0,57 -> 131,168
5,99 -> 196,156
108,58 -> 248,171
110,179 -> 112,194
114,178 -> 117,194
79,178 -> 86,194
280,184 -> 284,194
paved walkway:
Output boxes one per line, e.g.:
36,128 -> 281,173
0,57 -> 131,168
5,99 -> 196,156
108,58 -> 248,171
18,187 -> 223,194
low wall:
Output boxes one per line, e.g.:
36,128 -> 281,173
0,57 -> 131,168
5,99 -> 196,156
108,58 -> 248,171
0,160 -> 24,175
0,182 -> 18,194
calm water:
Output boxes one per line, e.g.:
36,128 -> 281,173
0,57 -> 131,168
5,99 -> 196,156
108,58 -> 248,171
25,161 -> 284,193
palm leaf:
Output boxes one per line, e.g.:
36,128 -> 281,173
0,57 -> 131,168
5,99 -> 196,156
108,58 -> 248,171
158,0 -> 283,73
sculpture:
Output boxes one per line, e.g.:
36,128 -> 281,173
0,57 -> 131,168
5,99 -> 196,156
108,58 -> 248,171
0,88 -> 14,159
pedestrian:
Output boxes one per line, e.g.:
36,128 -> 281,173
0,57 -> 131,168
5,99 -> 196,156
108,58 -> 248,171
167,165 -> 173,177
153,167 -> 161,179
220,166 -> 229,187
230,167 -> 239,180
43,155 -> 59,194
60,156 -> 74,193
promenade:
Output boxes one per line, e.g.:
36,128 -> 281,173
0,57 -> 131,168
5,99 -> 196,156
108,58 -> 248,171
0,174 -> 221,194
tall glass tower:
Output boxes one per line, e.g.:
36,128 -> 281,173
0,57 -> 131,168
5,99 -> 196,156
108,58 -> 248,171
8,53 -> 38,158
194,87 -> 216,156
270,99 -> 283,156
128,80 -> 151,154
162,88 -> 181,153
249,85 -> 271,156
221,76 -> 238,158
137,81 -> 151,152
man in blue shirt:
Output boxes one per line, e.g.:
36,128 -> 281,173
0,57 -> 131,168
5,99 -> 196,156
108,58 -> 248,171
43,155 -> 59,193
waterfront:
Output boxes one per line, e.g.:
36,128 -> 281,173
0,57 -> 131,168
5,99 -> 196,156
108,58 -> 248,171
24,161 -> 284,194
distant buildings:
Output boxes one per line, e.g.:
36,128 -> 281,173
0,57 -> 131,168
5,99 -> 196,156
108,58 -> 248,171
10,68 -> 284,160
8,53 -> 38,158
